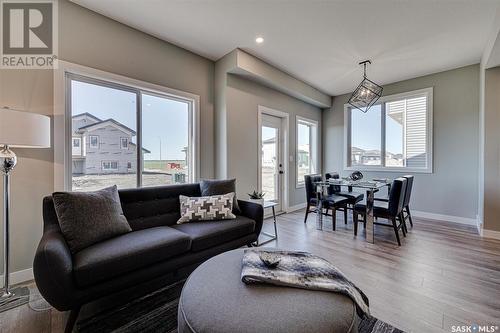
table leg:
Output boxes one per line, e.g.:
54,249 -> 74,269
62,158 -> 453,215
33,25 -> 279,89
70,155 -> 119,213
272,206 -> 278,239
255,205 -> 278,246
365,189 -> 374,243
316,186 -> 323,230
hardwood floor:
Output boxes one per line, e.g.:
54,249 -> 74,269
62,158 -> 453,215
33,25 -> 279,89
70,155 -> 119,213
1,210 -> 499,333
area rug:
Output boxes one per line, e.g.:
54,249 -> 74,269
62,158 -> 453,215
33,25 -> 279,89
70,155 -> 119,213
77,280 -> 404,333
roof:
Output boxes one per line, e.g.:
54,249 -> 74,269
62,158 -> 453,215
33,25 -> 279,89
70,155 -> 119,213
72,112 -> 102,122
77,118 -> 136,135
129,142 -> 151,154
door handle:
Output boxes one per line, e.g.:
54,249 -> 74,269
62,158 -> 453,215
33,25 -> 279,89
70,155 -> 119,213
279,170 -> 284,174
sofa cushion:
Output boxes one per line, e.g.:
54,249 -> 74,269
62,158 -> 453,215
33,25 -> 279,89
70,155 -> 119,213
52,186 -> 132,253
119,184 -> 202,230
73,227 -> 191,287
200,179 -> 241,214
172,216 -> 255,252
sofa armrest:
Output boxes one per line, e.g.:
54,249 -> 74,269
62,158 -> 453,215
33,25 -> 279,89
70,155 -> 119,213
238,200 -> 264,235
33,228 -> 77,311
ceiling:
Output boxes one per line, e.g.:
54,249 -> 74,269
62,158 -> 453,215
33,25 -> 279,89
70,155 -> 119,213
71,0 -> 500,96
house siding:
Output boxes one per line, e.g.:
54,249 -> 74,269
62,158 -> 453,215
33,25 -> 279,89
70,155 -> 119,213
83,125 -> 137,174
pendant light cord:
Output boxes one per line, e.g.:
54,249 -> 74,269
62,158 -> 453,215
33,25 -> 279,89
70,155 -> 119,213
359,60 -> 371,78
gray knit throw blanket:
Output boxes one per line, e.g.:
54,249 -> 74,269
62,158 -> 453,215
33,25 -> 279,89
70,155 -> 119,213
241,249 -> 370,318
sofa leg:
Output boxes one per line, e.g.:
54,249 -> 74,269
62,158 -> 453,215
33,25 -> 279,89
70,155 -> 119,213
65,306 -> 81,333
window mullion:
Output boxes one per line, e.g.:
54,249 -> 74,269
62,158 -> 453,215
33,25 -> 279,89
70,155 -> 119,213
136,91 -> 142,188
381,103 -> 386,167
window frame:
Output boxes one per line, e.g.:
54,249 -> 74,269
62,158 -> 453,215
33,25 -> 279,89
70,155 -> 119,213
343,87 -> 433,173
54,60 -> 201,191
102,161 -> 119,171
72,137 -> 81,148
120,137 -> 128,150
89,135 -> 99,149
296,115 -> 319,188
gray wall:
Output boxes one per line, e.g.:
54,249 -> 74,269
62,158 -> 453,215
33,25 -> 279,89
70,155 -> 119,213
483,66 -> 500,232
59,0 -> 215,178
0,0 -> 215,276
225,75 -> 322,207
0,70 -> 54,280
323,64 -> 480,220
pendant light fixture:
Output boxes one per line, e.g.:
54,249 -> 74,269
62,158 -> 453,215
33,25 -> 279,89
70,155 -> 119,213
348,60 -> 383,113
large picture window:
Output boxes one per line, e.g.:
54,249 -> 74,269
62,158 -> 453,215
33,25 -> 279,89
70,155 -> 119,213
344,87 -> 433,173
67,72 -> 198,191
296,116 -> 319,187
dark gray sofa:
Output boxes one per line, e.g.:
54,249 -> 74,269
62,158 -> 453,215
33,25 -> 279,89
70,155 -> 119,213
33,183 -> 263,331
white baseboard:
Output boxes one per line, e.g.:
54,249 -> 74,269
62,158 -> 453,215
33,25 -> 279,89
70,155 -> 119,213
286,202 -> 306,213
411,210 -> 478,227
0,268 -> 33,288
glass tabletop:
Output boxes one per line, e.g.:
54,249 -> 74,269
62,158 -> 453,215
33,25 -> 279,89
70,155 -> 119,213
263,201 -> 278,208
314,179 -> 390,190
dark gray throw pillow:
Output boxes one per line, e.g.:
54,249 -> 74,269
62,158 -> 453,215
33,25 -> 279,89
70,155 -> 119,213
200,178 -> 241,214
52,185 -> 132,253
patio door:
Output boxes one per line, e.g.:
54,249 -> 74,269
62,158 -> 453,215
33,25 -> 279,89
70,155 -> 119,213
260,114 -> 284,212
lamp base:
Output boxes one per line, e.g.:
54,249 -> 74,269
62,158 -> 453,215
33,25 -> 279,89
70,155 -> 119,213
0,286 -> 29,313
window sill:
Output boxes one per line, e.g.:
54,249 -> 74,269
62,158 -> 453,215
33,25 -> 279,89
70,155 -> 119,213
344,166 -> 432,174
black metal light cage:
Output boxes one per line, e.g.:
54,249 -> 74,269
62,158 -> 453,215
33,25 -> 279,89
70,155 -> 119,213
348,60 -> 383,113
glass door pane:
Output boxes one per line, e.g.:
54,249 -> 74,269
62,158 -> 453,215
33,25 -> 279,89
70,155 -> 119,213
261,126 -> 279,202
70,79 -> 137,191
141,93 -> 190,187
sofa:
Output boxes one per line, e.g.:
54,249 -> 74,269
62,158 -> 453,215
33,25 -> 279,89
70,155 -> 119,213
33,183 -> 263,331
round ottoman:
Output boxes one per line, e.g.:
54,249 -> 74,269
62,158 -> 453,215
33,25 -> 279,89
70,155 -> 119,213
178,249 -> 359,333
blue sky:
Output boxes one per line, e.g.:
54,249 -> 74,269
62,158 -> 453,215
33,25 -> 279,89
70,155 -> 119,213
71,80 -> 188,160
351,105 -> 403,154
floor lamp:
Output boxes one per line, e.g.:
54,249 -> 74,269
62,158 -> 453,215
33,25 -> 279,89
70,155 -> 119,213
0,107 -> 50,312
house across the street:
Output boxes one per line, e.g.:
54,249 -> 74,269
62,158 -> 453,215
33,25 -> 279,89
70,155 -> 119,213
72,113 -> 150,175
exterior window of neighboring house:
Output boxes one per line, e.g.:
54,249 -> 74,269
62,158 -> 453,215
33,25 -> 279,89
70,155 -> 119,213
66,71 -> 198,192
72,137 -> 82,157
296,116 -> 319,187
89,135 -> 99,149
344,87 -> 433,173
102,161 -> 118,170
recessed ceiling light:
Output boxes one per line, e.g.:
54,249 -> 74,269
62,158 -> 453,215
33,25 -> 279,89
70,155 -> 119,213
255,37 -> 264,44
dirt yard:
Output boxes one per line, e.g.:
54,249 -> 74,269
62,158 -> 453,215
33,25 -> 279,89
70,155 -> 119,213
72,173 -> 175,191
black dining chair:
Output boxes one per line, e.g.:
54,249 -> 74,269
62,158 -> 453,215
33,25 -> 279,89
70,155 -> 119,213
401,175 -> 414,228
325,172 -> 364,224
353,177 -> 407,246
304,174 -> 349,230
375,175 -> 414,230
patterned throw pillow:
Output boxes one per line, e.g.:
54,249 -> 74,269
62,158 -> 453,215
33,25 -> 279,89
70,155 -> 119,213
177,193 -> 236,224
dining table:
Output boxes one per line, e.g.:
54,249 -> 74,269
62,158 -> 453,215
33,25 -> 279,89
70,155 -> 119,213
314,179 -> 391,243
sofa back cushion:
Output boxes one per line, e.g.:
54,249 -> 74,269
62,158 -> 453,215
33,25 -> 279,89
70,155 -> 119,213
119,183 -> 202,230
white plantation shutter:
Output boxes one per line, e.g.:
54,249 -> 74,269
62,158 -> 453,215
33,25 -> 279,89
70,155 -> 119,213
405,95 -> 427,168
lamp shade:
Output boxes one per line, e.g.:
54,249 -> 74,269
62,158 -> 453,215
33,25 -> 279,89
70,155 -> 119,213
0,108 -> 50,148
